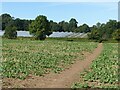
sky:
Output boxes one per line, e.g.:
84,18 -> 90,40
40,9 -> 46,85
1,0 -> 119,2
1,2 -> 118,26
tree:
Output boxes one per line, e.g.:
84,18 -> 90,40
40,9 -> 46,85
104,20 -> 118,38
4,21 -> 17,39
50,20 -> 61,32
89,23 -> 108,41
62,22 -> 69,32
58,21 -> 70,32
88,29 -> 100,40
69,18 -> 78,32
29,15 -> 51,40
96,22 -> 101,28
88,20 -> 118,42
75,24 -> 90,33
1,13 -> 13,30
112,29 -> 120,41
23,20 -> 31,31
117,21 -> 120,29
0,16 -> 2,30
58,21 -> 65,32
14,18 -> 24,30
14,18 -> 32,31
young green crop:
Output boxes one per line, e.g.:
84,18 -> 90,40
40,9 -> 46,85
1,39 -> 98,79
72,43 -> 118,88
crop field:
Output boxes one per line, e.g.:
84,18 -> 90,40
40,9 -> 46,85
72,43 -> 118,88
1,39 -> 98,80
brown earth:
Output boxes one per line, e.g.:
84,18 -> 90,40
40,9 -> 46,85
2,43 -> 103,88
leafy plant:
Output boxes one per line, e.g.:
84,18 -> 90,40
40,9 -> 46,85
1,39 -> 98,79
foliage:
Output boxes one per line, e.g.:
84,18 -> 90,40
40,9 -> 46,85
75,24 -> 90,33
72,83 -> 90,88
0,16 -> 2,30
112,29 -> 120,41
88,29 -> 100,40
58,21 -> 66,32
59,21 -> 70,32
50,20 -> 61,32
0,13 -> 32,31
2,39 -> 97,79
29,15 -> 51,40
14,18 -> 31,31
1,13 -> 120,41
14,18 -> 23,30
69,18 -> 78,32
1,13 -> 13,30
88,20 -> 120,41
3,21 -> 17,39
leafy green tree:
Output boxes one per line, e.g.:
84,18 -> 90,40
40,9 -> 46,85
104,20 -> 118,38
75,24 -> 90,33
0,16 -> 2,30
29,15 -> 51,40
14,18 -> 24,30
69,18 -> 78,32
62,22 -> 69,32
88,20 -> 119,42
88,29 -> 100,40
117,21 -> 120,29
23,19 -> 31,31
14,18 -> 32,31
4,21 -> 17,39
112,29 -> 120,41
96,22 -> 101,28
89,23 -> 109,41
1,13 -> 13,30
50,20 -> 61,32
58,21 -> 65,32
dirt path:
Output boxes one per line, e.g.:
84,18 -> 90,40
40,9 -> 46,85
3,43 -> 103,88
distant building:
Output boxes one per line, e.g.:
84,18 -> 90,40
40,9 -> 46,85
0,30 -> 87,38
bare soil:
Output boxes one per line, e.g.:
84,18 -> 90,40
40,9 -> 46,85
2,43 -> 103,88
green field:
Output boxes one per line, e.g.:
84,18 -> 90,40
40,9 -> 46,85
2,39 -> 98,79
1,38 -> 119,88
72,43 -> 118,88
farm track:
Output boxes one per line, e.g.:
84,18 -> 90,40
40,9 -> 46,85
3,43 -> 103,88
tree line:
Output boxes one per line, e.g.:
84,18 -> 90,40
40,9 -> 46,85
0,13 -> 120,41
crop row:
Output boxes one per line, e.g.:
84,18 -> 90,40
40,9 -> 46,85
1,39 -> 98,79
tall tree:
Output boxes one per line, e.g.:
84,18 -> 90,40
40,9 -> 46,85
14,19 -> 31,31
69,18 -> 78,32
104,20 -> 118,38
59,21 -> 65,32
29,15 -> 51,40
0,16 -> 2,30
88,29 -> 100,40
75,24 -> 90,33
62,22 -> 69,32
23,20 -> 31,31
4,21 -> 17,39
50,20 -> 61,32
112,29 -> 120,41
96,22 -> 101,28
117,21 -> 120,29
88,20 -> 118,41
14,18 -> 24,30
1,13 -> 13,30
